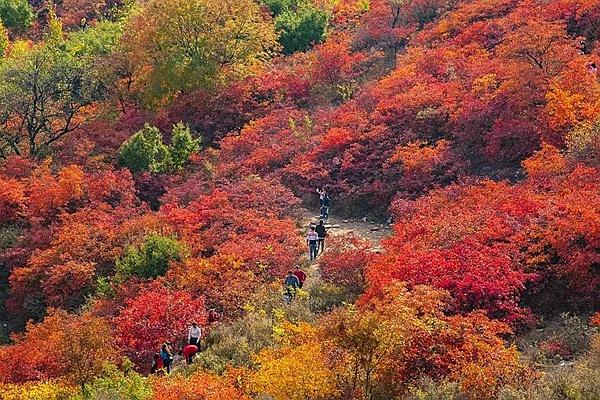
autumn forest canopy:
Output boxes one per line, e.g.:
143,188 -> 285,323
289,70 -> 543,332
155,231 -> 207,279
2,0 -> 600,399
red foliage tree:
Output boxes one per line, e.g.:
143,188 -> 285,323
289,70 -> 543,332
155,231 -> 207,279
319,234 -> 372,296
161,178 -> 302,278
367,146 -> 600,324
0,177 -> 25,223
113,284 -> 207,369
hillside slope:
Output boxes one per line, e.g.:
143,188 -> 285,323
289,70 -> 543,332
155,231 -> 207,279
1,0 -> 600,399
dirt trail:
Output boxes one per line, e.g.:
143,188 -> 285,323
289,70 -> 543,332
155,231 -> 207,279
297,208 -> 393,252
295,207 -> 392,290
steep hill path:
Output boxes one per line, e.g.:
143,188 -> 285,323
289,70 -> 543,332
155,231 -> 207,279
296,207 -> 393,252
295,207 -> 393,286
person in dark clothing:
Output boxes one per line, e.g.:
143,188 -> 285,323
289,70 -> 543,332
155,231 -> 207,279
283,270 -> 300,304
160,343 -> 174,374
293,266 -> 307,289
321,194 -> 331,220
151,352 -> 163,374
315,219 -> 327,254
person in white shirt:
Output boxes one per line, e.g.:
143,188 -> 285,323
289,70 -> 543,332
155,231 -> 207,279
316,187 -> 327,207
306,226 -> 319,261
188,322 -> 201,349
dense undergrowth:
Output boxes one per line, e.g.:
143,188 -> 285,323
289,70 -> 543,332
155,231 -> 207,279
1,0 -> 600,399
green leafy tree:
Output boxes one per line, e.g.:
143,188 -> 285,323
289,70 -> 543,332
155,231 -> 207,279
118,123 -> 199,173
66,20 -> 123,58
0,45 -> 107,158
118,124 -> 171,173
170,122 -> 200,171
0,0 -> 33,32
116,234 -> 185,279
275,1 -> 329,54
261,0 -> 296,16
73,362 -> 152,400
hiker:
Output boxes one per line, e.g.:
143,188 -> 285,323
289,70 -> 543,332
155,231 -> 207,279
151,352 -> 163,374
316,187 -> 327,208
188,322 -> 201,348
321,193 -> 331,221
307,226 -> 319,261
181,344 -> 199,365
283,270 -> 300,304
315,219 -> 327,254
160,343 -> 174,374
294,266 -> 307,289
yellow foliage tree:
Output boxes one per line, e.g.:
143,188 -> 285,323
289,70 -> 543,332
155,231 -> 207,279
0,381 -> 76,400
250,322 -> 339,400
320,284 -> 532,400
0,21 -> 8,57
121,0 -> 279,106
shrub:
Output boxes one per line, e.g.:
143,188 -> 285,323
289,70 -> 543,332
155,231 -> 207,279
169,122 -> 200,171
307,281 -> 350,313
118,123 -> 200,173
321,284 -> 531,399
567,119 -> 600,167
116,234 -> 185,279
262,0 -> 295,16
275,2 -> 329,54
319,234 -> 371,297
150,370 -> 250,400
113,285 -> 207,369
197,311 -> 275,373
0,381 -> 76,400
0,310 -> 118,386
118,124 -> 171,173
0,0 -> 33,32
405,379 -> 461,400
250,339 -> 339,400
498,366 -> 600,400
0,22 -> 7,57
197,287 -> 316,374
73,363 -> 152,400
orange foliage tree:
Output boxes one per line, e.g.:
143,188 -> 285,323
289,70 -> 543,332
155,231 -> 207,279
321,284 -> 531,399
0,310 -> 117,389
151,370 -> 250,400
166,255 -> 262,317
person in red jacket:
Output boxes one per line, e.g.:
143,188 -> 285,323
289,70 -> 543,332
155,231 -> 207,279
181,344 -> 199,365
151,352 -> 164,374
293,266 -> 307,289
